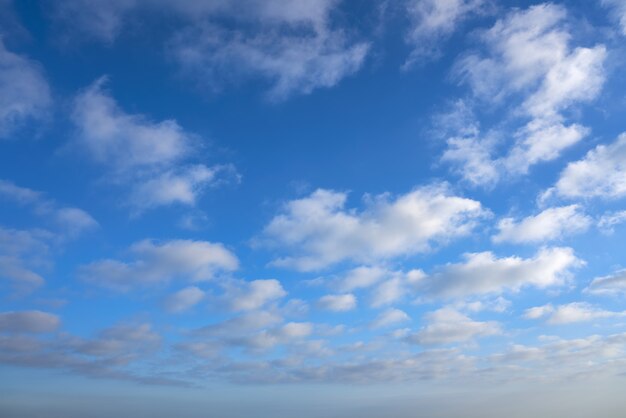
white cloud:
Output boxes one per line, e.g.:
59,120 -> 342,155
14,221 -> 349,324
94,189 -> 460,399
419,247 -> 583,298
552,133 -> 626,199
262,184 -> 486,271
164,286 -> 205,313
524,302 -> 626,324
317,294 -> 357,312
404,0 -> 486,66
336,266 -> 389,292
72,77 -> 191,170
0,40 -> 51,138
79,239 -> 238,291
407,308 -> 500,345
71,78 -> 235,211
586,269 -> 626,296
446,4 -> 606,184
0,311 -> 60,333
220,279 -> 287,312
492,205 -> 591,244
370,308 -> 410,329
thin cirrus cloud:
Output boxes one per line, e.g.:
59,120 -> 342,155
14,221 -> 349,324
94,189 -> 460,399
78,239 -> 239,291
404,0 -> 487,67
261,184 -> 486,271
71,77 -> 237,212
50,0 -> 369,100
0,39 -> 51,138
443,3 -> 606,185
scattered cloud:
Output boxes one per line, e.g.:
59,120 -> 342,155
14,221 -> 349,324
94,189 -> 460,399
492,205 -> 591,244
317,294 -> 357,312
164,286 -> 205,313
418,247 -> 583,298
219,279 -> 287,312
71,77 -> 235,212
550,133 -> 626,199
602,0 -> 626,35
262,184 -> 486,271
79,239 -> 238,291
585,269 -> 626,296
370,308 -> 410,329
404,0 -> 486,66
444,4 -> 606,185
524,302 -> 626,324
0,311 -> 60,333
407,308 -> 501,345
0,39 -> 51,138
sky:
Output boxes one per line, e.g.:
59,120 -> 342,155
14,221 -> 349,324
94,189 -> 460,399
1,0 -> 626,417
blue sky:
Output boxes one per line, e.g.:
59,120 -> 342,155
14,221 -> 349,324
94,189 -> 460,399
1,0 -> 626,416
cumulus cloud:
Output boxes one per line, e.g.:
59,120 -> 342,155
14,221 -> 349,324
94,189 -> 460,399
370,308 -> 410,329
317,294 -> 357,312
164,286 -> 205,313
598,210 -> 626,233
79,239 -> 238,291
72,78 -> 235,212
524,302 -> 626,324
407,308 -> 501,345
444,4 -> 606,185
262,184 -> 486,271
0,311 -> 60,333
585,269 -> 626,296
418,247 -> 583,298
492,205 -> 591,244
0,40 -> 51,138
404,0 -> 486,66
551,133 -> 626,199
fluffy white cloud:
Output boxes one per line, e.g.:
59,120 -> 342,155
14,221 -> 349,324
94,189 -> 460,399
164,286 -> 205,313
524,302 -> 626,324
492,205 -> 591,244
317,294 -> 357,312
262,184 -> 485,271
586,269 -> 626,296
336,266 -> 389,292
72,78 -> 234,211
370,308 -> 410,329
79,239 -> 238,291
0,40 -> 51,138
220,279 -> 287,312
419,247 -> 582,298
552,133 -> 626,199
446,4 -> 606,184
72,77 -> 191,170
370,277 -> 406,307
404,0 -> 486,66
407,308 -> 501,345
0,311 -> 60,333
